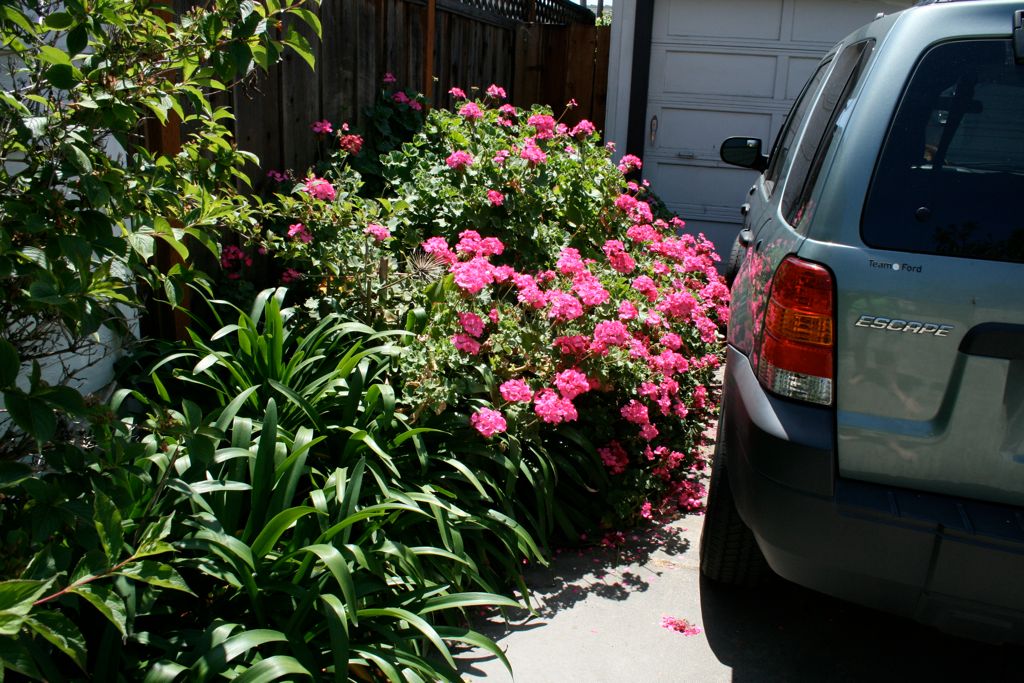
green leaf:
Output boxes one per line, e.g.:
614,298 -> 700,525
66,24 -> 88,54
289,8 -> 321,37
37,45 -> 71,66
68,583 -> 127,636
116,561 -> 194,594
0,462 -> 32,489
435,626 -> 514,677
419,592 -> 520,615
93,490 -> 124,563
232,655 -> 311,682
3,391 -> 56,442
243,399 -> 278,540
282,27 -> 315,70
357,607 -> 455,669
0,5 -> 35,33
46,64 -> 79,90
191,628 -> 288,682
25,610 -> 87,670
42,11 -> 74,29
0,579 -> 53,636
302,545 -> 357,625
250,506 -> 320,559
0,339 -> 20,387
319,595 -> 350,679
126,232 -> 155,261
136,514 -> 175,559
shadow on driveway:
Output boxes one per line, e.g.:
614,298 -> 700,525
701,574 -> 1024,682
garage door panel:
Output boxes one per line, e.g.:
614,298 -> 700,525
649,162 -> 760,217
645,0 -> 915,254
662,0 -> 783,41
792,0 -> 905,43
653,108 -> 773,160
661,51 -> 778,98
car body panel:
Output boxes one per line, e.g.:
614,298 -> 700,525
715,0 -> 1024,640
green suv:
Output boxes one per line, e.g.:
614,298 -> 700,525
701,0 -> 1024,642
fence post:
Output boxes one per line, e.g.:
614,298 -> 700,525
424,0 -> 436,104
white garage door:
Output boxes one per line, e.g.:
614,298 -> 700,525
643,0 -> 912,251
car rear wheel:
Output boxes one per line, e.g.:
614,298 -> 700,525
700,417 -> 770,587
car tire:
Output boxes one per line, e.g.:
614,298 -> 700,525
723,233 -> 746,288
700,417 -> 770,587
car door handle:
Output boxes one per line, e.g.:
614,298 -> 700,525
740,202 -> 750,216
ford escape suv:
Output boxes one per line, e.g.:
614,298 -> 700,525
700,0 -> 1024,642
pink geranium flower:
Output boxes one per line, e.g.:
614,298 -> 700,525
527,113 -> 556,139
618,153 -> 643,173
311,119 -> 332,134
448,86 -> 467,99
304,176 -> 336,201
487,189 -> 504,206
383,71 -> 397,85
554,368 -> 590,400
598,440 -> 629,475
288,222 -> 312,243
471,407 -> 507,438
459,102 -> 484,121
520,137 -> 547,165
486,83 -> 507,99
533,388 -> 578,424
339,133 -> 363,154
364,223 -> 390,242
452,333 -> 481,355
446,150 -> 474,171
500,379 -> 534,403
458,311 -> 486,338
571,119 -> 596,137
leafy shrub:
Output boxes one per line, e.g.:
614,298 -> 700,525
263,88 -> 731,543
0,290 -> 523,680
0,0 -> 320,459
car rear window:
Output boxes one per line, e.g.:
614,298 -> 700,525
862,40 -> 1024,263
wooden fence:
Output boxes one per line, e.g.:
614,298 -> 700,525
228,0 -> 609,178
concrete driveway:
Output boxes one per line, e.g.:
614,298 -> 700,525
456,512 -> 1023,682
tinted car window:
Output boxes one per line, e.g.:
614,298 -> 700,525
785,40 -> 874,230
763,59 -> 831,196
862,40 -> 1024,263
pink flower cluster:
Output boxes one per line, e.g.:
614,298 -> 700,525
446,150 -> 474,171
392,90 -> 423,110
311,119 -> 332,134
520,137 -> 547,165
304,176 -> 336,201
486,83 -> 507,100
364,223 -> 390,242
471,407 -> 507,438
288,222 -> 312,243
598,441 -> 629,475
339,133 -> 363,155
527,114 -> 556,139
459,102 -> 483,121
221,245 -> 252,279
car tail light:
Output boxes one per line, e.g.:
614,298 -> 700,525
757,256 -> 834,405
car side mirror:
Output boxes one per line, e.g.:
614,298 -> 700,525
720,137 -> 768,172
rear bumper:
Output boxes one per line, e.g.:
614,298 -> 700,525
723,345 -> 1024,642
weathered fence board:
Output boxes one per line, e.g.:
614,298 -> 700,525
231,0 -> 607,177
